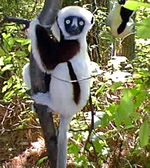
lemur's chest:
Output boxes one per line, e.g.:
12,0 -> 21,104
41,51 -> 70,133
49,55 -> 90,105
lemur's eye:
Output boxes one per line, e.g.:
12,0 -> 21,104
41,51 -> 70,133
79,21 -> 84,26
66,19 -> 71,24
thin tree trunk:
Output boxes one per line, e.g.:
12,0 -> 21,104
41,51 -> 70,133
121,34 -> 135,60
30,55 -> 58,168
30,1 -> 63,167
121,12 -> 136,60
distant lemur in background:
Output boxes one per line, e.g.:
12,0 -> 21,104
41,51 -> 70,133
23,6 -> 94,168
107,0 -> 135,38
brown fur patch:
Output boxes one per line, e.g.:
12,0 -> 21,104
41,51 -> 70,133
67,61 -> 80,104
36,25 -> 80,70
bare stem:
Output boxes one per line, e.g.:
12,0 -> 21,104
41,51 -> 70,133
0,15 -> 30,30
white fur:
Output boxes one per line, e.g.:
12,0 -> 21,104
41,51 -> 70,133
28,6 -> 93,117
28,18 -> 48,73
107,3 -> 134,38
51,6 -> 94,41
33,39 -> 91,117
27,7 -> 93,168
28,7 -> 93,74
22,63 -> 31,89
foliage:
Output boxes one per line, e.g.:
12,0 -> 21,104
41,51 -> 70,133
67,1 -> 150,167
125,0 -> 150,39
0,0 -> 42,19
0,0 -> 150,167
0,24 -> 30,101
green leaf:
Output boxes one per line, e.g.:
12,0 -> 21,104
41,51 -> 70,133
1,64 -> 13,72
3,89 -> 15,101
4,56 -> 12,64
8,38 -> 15,49
102,104 -> 117,127
137,18 -> 150,39
28,43 -> 31,52
68,143 -> 79,155
15,38 -> 30,46
115,89 -> 134,127
111,82 -> 122,91
0,47 -> 5,56
2,85 -> 8,93
36,156 -> 48,166
120,89 -> 134,115
125,1 -> 150,10
95,84 -> 106,95
139,120 -> 149,147
0,57 -> 4,66
2,78 -> 13,93
93,140 -> 103,153
15,51 -> 27,57
115,109 -> 123,127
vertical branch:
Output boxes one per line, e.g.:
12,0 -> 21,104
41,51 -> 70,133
121,34 -> 135,60
121,12 -> 136,60
30,55 -> 57,167
38,0 -> 62,25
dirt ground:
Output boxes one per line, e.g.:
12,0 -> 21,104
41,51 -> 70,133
0,97 -> 49,167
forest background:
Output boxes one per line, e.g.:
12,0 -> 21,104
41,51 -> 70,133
0,0 -> 150,167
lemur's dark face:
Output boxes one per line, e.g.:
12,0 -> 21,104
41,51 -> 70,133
64,16 -> 85,36
51,6 -> 94,41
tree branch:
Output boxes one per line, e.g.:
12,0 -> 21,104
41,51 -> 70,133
0,15 -> 30,30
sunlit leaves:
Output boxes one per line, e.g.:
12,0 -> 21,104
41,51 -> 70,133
0,23 -> 29,101
111,82 -> 122,92
0,0 -> 150,167
125,1 -> 150,10
0,48 -> 6,56
115,89 -> 133,127
0,57 -> 4,66
123,1 -> 150,39
68,143 -> 80,155
1,64 -> 13,73
137,18 -> 150,39
139,120 -> 150,147
36,156 -> 48,166
15,38 -> 31,46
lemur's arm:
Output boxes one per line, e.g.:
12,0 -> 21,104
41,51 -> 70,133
35,24 -> 59,69
29,19 -> 80,72
28,19 -> 59,72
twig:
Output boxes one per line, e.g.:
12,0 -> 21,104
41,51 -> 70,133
69,137 -> 83,148
89,93 -> 95,131
0,103 -> 14,111
0,15 -> 30,30
69,128 -> 89,132
0,127 -> 41,134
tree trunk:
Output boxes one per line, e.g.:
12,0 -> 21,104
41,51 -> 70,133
120,11 -> 136,60
121,34 -> 135,60
30,1 -> 63,167
30,55 -> 58,168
